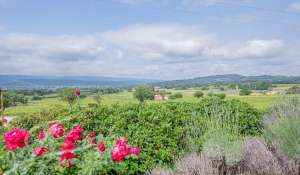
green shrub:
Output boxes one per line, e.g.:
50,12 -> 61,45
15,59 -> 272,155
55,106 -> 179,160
7,98 -> 262,174
208,93 -> 226,99
263,97 -> 300,158
194,91 -> 204,98
239,89 -> 252,96
32,95 -> 43,100
169,93 -> 183,99
133,86 -> 155,102
9,105 -> 67,133
286,86 -> 300,94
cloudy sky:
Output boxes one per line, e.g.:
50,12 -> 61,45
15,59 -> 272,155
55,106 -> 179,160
0,0 -> 300,80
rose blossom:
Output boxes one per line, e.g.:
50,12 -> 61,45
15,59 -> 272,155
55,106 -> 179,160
48,122 -> 64,138
65,125 -> 83,144
60,143 -> 76,152
4,129 -> 30,151
111,143 -> 129,162
129,147 -> 140,157
91,138 -> 97,144
60,152 -> 76,168
97,142 -> 106,152
33,147 -> 49,157
38,131 -> 46,140
88,132 -> 95,138
75,88 -> 80,97
116,137 -> 128,145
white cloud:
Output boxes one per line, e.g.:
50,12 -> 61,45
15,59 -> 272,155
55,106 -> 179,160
287,2 -> 300,13
205,39 -> 284,59
0,24 -> 292,79
102,24 -> 215,59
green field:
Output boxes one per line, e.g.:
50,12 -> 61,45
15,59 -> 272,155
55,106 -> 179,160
5,90 -> 283,116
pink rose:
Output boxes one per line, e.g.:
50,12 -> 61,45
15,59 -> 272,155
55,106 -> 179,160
33,147 -> 49,157
129,147 -> 140,157
4,129 -> 30,151
111,143 -> 129,162
116,137 -> 128,145
97,142 -> 106,152
48,122 -> 64,139
38,131 -> 46,140
60,152 -> 76,168
65,125 -> 83,144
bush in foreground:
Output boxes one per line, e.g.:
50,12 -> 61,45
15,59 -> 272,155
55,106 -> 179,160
6,98 -> 262,174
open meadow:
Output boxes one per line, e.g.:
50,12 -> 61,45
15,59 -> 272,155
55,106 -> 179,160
4,88 -> 288,116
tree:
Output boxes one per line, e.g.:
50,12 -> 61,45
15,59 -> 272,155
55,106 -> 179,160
133,86 -> 155,102
194,91 -> 204,98
170,93 -> 183,99
93,92 -> 102,105
208,92 -> 226,99
60,88 -> 77,111
286,86 -> 300,94
240,88 -> 252,96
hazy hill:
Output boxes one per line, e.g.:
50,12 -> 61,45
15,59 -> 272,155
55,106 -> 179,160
154,74 -> 300,87
0,75 -> 161,89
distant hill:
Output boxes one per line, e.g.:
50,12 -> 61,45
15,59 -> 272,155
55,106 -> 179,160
0,75 -> 161,89
154,74 -> 300,88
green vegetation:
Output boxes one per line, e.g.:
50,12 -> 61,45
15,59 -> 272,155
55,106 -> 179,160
208,93 -> 226,99
239,88 -> 252,96
286,85 -> 300,94
169,93 -> 183,99
4,97 -> 262,174
263,97 -> 300,158
193,91 -> 204,98
133,86 -> 155,102
60,88 -> 78,110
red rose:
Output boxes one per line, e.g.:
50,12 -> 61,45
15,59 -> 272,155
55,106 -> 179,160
33,147 -> 49,157
38,131 -> 46,140
48,122 -> 64,139
91,138 -> 97,144
111,143 -> 129,162
4,129 -> 30,151
116,137 -> 128,145
60,152 -> 76,168
65,125 -> 83,144
129,147 -> 140,157
97,142 -> 106,152
75,88 -> 80,97
60,143 -> 75,152
88,132 -> 95,138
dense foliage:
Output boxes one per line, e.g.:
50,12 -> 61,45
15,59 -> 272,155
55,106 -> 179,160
5,97 -> 262,174
207,93 -> 226,99
286,85 -> 300,94
194,91 -> 204,98
133,86 -> 155,102
169,93 -> 183,99
239,88 -> 252,96
1,91 -> 28,109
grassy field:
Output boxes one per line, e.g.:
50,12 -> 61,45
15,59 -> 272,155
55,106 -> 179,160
5,90 -> 283,116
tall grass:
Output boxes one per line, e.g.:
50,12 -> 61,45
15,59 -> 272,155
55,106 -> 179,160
263,95 -> 300,158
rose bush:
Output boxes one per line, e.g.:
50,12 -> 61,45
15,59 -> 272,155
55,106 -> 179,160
5,97 -> 262,174
1,122 -> 140,174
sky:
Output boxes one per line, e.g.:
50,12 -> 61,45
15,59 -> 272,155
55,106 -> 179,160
0,0 -> 300,80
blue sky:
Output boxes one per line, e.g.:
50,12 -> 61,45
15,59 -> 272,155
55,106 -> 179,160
0,0 -> 300,80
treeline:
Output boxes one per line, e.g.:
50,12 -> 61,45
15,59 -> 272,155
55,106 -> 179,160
1,91 -> 29,109
92,88 -> 123,94
14,89 -> 55,96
